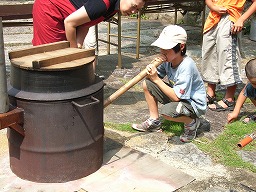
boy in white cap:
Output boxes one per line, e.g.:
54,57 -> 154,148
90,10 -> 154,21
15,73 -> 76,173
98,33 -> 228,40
132,25 -> 207,142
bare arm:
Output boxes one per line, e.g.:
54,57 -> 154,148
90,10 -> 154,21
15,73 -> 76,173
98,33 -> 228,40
146,55 -> 180,102
151,76 -> 180,101
76,25 -> 89,48
232,0 -> 256,34
64,6 -> 91,48
227,85 -> 247,123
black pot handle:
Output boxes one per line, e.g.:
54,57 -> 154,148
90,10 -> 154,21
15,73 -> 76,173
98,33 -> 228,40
71,96 -> 99,108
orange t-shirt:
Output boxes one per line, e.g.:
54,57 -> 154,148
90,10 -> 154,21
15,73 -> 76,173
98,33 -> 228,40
203,0 -> 246,33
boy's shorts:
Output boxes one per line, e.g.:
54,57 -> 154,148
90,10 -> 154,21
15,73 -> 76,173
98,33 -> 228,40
145,79 -> 197,119
201,14 -> 242,86
244,83 -> 256,100
84,26 -> 98,55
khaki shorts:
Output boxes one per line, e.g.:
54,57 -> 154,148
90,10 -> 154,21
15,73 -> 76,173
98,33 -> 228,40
84,26 -> 98,55
146,79 -> 197,118
201,14 -> 242,86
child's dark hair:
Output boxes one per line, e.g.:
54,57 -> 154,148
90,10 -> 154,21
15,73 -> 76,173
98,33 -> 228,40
172,43 -> 186,56
245,58 -> 256,78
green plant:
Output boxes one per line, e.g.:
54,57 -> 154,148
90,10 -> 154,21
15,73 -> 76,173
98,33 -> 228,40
104,122 -> 137,133
161,120 -> 183,136
140,14 -> 148,20
195,121 -> 256,172
129,13 -> 148,20
104,118 -> 256,173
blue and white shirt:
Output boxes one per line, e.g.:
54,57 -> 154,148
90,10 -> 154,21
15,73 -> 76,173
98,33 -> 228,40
157,56 -> 207,117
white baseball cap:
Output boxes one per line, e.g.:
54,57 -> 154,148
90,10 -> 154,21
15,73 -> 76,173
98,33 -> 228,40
151,25 -> 187,49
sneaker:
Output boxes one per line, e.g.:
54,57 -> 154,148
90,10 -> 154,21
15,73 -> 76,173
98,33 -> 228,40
132,118 -> 161,132
180,118 -> 200,142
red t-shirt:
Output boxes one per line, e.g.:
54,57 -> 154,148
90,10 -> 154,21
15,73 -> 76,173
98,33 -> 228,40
70,0 -> 119,26
32,0 -> 118,45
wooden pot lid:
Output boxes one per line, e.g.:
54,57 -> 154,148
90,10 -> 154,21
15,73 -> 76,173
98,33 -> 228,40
8,41 -> 95,71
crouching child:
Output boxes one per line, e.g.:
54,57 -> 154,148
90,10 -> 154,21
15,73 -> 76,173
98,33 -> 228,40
132,25 -> 207,142
227,58 -> 256,124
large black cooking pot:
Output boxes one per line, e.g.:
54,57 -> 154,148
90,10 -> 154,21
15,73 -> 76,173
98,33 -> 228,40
7,42 -> 104,183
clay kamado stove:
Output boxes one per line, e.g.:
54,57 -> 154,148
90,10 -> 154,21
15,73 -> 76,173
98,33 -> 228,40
4,41 -> 104,182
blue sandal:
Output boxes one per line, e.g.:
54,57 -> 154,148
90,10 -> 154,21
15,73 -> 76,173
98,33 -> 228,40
209,98 -> 235,112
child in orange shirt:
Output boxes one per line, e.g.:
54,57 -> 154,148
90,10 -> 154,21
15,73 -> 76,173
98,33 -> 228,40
202,0 -> 247,111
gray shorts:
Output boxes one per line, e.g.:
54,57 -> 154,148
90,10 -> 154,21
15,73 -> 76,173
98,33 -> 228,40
146,79 -> 197,118
201,14 -> 242,86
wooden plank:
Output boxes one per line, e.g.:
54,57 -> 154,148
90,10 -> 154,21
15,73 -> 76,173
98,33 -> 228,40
2,21 -> 33,27
32,48 -> 95,69
0,4 -> 33,20
0,107 -> 24,130
9,41 -> 70,59
11,55 -> 95,70
42,56 -> 95,70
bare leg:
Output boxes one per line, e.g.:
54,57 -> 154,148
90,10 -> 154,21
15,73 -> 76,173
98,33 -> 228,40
224,85 -> 236,102
207,83 -> 216,97
162,114 -> 194,125
209,84 -> 236,109
143,81 -> 159,120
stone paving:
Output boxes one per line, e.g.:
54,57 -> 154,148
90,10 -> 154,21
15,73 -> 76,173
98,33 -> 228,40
97,19 -> 256,192
1,14 -> 256,191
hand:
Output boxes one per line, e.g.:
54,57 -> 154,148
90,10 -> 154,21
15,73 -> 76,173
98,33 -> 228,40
146,64 -> 156,75
227,112 -> 238,124
146,64 -> 158,81
213,5 -> 227,15
146,54 -> 166,81
231,19 -> 244,34
77,43 -> 83,49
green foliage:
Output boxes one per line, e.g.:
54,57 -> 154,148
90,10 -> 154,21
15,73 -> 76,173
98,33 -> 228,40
129,14 -> 137,18
129,13 -> 148,20
178,20 -> 185,24
104,122 -> 137,133
195,121 -> 256,172
140,14 -> 148,20
161,120 -> 183,136
104,117 -> 256,173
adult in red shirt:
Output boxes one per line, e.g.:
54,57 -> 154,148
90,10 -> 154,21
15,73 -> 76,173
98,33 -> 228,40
32,0 -> 146,48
